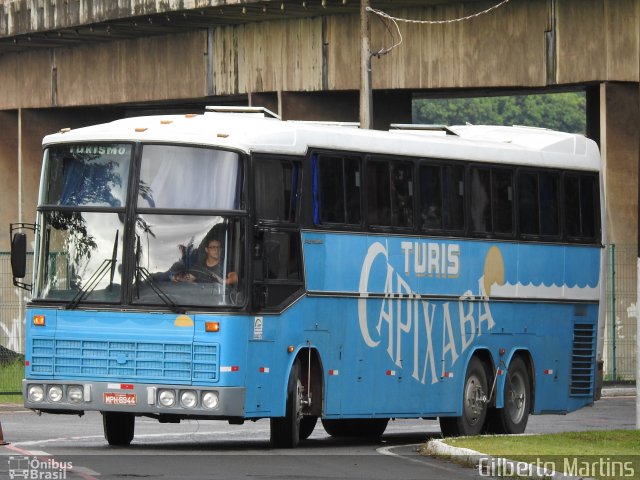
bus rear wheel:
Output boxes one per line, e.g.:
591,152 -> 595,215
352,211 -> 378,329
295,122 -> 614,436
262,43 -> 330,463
486,356 -> 530,434
270,359 -> 304,448
439,356 -> 488,437
102,412 -> 135,446
321,418 -> 389,438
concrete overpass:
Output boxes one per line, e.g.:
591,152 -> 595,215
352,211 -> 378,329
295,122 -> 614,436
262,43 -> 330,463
0,0 -> 638,248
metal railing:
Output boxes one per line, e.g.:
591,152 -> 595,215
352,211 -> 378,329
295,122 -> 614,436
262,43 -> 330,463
0,253 -> 30,396
604,245 -> 637,381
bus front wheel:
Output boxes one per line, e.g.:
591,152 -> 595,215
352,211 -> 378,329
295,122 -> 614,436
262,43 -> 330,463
270,359 -> 304,448
439,356 -> 488,437
102,411 -> 135,446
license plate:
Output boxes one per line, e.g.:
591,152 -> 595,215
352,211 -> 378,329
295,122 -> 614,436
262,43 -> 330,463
103,392 -> 137,406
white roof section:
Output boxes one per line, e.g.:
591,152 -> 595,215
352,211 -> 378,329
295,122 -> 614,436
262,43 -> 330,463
43,110 -> 601,171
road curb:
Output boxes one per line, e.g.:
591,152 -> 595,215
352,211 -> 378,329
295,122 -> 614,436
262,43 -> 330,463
425,438 -> 584,479
601,387 -> 636,397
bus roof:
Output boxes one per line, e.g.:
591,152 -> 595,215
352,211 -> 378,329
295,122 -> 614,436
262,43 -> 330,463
43,110 -> 601,171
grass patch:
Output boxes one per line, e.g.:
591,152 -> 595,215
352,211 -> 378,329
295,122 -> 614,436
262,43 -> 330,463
440,430 -> 640,479
0,360 -> 24,403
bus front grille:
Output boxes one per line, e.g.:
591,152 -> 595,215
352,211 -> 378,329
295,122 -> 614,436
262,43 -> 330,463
30,338 -> 219,383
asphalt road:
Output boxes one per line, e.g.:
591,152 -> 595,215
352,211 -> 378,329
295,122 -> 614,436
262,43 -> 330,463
0,396 -> 635,480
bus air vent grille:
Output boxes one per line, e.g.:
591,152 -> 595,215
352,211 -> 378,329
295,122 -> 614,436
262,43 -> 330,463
570,323 -> 595,397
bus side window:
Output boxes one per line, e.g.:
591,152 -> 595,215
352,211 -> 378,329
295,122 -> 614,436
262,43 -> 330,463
252,230 -> 303,309
391,162 -> 414,228
367,159 -> 414,228
315,155 -> 361,225
564,174 -> 598,241
518,171 -> 539,235
367,160 -> 392,226
469,167 -> 491,234
492,169 -> 514,235
539,172 -> 559,237
444,165 -> 465,231
419,164 -> 443,230
254,159 -> 300,223
252,156 -> 304,310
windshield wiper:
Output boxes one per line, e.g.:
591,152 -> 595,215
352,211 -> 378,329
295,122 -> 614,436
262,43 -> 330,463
65,258 -> 113,309
66,230 -> 119,310
109,229 -> 119,290
135,267 -> 182,314
134,236 -> 182,314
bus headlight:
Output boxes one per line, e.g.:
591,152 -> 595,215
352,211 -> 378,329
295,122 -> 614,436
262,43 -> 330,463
180,390 -> 197,409
202,391 -> 219,409
67,386 -> 84,403
47,385 -> 63,402
28,385 -> 44,403
158,389 -> 176,407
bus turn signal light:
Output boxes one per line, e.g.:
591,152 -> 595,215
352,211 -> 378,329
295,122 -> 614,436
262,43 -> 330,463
33,315 -> 45,326
205,322 -> 220,332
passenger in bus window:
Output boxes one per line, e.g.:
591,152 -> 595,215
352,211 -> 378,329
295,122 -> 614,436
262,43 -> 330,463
162,238 -> 238,286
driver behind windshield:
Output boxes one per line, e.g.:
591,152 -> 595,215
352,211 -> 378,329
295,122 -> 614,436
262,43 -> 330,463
159,238 -> 238,286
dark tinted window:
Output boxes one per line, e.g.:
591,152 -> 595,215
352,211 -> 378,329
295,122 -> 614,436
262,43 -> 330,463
470,168 -> 491,234
470,166 -> 514,236
539,173 -> 559,236
367,159 -> 414,227
518,172 -> 539,235
519,171 -> 560,237
419,165 -> 442,229
564,174 -> 598,240
254,159 -> 301,223
419,163 -> 465,231
254,230 -> 302,282
315,155 -> 361,225
492,169 -> 514,235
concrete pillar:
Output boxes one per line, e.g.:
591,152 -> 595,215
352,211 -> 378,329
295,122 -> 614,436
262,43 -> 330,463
599,81 -> 639,382
601,82 -> 639,246
0,111 -> 19,252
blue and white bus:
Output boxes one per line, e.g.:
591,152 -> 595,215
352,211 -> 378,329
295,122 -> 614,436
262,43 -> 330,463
11,107 -> 604,447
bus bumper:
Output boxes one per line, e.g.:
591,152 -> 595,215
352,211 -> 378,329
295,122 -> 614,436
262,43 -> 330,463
22,379 -> 245,417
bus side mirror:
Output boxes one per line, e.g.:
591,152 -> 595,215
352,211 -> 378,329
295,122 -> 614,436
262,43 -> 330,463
9,223 -> 35,291
11,232 -> 27,279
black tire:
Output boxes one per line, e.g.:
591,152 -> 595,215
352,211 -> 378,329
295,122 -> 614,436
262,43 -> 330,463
439,356 -> 489,437
321,418 -> 351,437
299,416 -> 318,440
270,360 -> 304,448
321,418 -> 389,438
493,356 -> 530,434
103,411 -> 135,446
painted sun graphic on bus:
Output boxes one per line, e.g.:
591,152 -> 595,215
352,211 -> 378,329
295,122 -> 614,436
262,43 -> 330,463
482,246 -> 505,297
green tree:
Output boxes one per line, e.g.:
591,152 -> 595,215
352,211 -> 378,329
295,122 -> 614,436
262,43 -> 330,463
412,92 -> 586,134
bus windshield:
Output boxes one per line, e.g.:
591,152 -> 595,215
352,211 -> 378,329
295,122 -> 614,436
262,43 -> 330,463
34,211 -> 125,303
33,144 -> 132,302
32,143 -> 245,307
133,145 -> 245,308
133,215 -> 244,307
